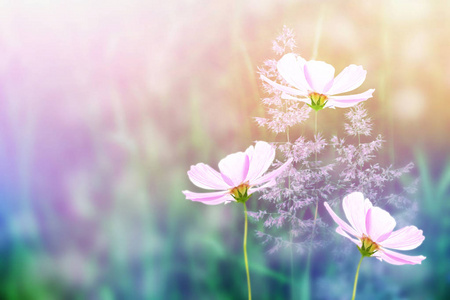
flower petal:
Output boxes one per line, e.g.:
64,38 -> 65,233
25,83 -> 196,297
260,75 -> 307,96
380,226 -> 425,251
326,64 -> 367,95
218,152 -> 250,187
248,179 -> 276,194
281,93 -> 311,104
324,202 -> 359,238
245,141 -> 275,183
365,207 -> 396,243
303,60 -> 335,94
182,190 -> 235,205
375,248 -> 426,265
336,226 -> 362,247
327,89 -> 375,108
250,158 -> 293,186
277,53 -> 310,93
187,163 -> 231,190
342,192 -> 372,236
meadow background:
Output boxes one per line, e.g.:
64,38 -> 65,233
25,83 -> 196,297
0,0 -> 449,299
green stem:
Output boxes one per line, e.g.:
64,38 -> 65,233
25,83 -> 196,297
243,203 -> 252,300
312,109 -> 318,233
311,110 -> 319,244
290,240 -> 294,298
314,110 -> 318,161
357,132 -> 361,171
286,119 -> 295,299
302,110 -> 319,300
352,255 -> 364,300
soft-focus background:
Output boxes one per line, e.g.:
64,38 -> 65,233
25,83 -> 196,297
1,0 -> 449,299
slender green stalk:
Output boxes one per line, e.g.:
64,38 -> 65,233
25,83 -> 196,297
302,110 -> 319,299
311,110 -> 319,235
352,256 -> 364,300
287,129 -> 296,300
358,132 -> 361,172
314,110 -> 318,160
243,203 -> 252,300
290,240 -> 294,299
285,96 -> 295,300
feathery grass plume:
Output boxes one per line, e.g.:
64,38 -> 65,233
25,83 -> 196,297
251,27 -> 332,254
331,103 -> 416,210
256,27 -> 311,135
251,28 -> 416,256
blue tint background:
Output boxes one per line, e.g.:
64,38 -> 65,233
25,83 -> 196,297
0,0 -> 449,299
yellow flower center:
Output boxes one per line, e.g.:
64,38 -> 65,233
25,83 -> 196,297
230,183 -> 250,203
358,235 -> 380,257
308,92 -> 329,111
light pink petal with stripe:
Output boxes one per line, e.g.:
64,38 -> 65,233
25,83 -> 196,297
260,75 -> 307,96
375,248 -> 426,265
281,93 -> 311,104
326,64 -> 367,95
182,190 -> 235,205
303,60 -> 335,94
248,180 -> 276,195
326,99 -> 363,109
327,89 -> 375,108
218,152 -> 249,187
324,202 -> 359,238
336,226 -> 362,247
245,141 -> 275,183
380,226 -> 425,251
250,158 -> 293,186
342,192 -> 372,236
365,207 -> 396,243
277,53 -> 310,93
187,163 -> 231,190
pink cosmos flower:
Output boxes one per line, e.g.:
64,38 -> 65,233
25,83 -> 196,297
261,53 -> 375,111
324,192 -> 426,265
183,141 -> 292,205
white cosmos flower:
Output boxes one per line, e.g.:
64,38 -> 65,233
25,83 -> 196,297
261,53 -> 375,111
324,192 -> 426,265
